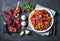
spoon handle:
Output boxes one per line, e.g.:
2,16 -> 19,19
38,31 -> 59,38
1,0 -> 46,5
53,25 -> 56,36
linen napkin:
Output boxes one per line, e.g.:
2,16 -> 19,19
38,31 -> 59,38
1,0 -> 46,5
27,4 -> 56,36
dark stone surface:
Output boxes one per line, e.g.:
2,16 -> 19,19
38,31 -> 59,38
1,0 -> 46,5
0,0 -> 60,41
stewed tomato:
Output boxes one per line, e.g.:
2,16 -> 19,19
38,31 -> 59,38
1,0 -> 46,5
30,10 -> 52,31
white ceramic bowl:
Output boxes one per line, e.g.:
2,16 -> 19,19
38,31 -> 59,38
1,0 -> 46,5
29,8 -> 54,32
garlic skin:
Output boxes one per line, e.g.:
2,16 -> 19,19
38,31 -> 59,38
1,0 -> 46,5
17,14 -> 19,16
3,22 -> 6,25
21,15 -> 26,20
15,14 -> 19,18
21,27 -> 25,30
25,30 -> 30,35
21,21 -> 26,26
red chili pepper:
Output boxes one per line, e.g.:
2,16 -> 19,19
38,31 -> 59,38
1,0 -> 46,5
17,24 -> 21,28
12,28 -> 17,32
8,27 -> 13,32
13,14 -> 17,17
8,27 -> 17,33
2,10 -> 9,15
16,17 -> 20,21
9,9 -> 13,17
4,16 -> 14,26
15,23 -> 21,28
12,22 -> 15,27
14,20 -> 19,23
9,9 -> 13,12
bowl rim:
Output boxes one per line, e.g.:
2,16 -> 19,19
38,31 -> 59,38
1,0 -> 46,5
29,8 -> 54,33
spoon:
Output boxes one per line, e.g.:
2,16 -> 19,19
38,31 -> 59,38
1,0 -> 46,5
16,1 -> 20,10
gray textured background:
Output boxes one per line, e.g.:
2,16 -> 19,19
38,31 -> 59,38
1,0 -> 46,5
0,0 -> 60,41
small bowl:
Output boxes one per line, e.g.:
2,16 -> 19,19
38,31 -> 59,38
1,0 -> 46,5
29,8 -> 54,33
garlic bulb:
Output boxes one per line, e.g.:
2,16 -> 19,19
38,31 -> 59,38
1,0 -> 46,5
25,30 -> 30,35
21,21 -> 26,26
21,15 -> 26,20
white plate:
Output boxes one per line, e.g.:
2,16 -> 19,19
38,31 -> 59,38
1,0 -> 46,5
29,8 -> 54,33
